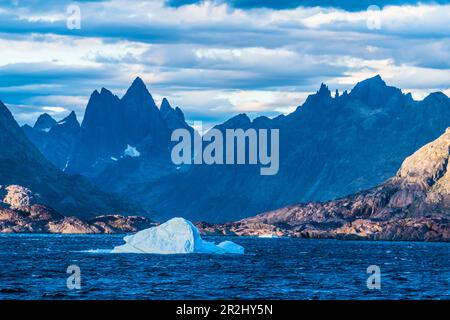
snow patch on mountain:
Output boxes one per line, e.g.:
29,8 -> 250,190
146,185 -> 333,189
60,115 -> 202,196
124,145 -> 140,157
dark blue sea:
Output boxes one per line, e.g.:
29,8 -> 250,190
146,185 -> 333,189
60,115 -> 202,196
0,234 -> 448,300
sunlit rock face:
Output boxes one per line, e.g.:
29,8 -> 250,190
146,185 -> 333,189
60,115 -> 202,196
1,185 -> 36,209
0,185 -> 154,234
207,128 -> 450,242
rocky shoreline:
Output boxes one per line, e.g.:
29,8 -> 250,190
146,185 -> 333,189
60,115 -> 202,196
197,128 -> 450,243
1,184 -> 449,241
196,217 -> 449,242
0,185 -> 155,234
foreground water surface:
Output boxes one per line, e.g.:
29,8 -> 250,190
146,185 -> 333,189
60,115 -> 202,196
0,234 -> 448,300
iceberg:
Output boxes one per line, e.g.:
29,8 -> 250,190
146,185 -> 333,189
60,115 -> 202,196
258,234 -> 279,238
112,217 -> 244,254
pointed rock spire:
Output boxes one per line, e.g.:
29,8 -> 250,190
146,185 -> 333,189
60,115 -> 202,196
174,107 -> 185,122
34,113 -> 56,131
56,111 -> 80,130
123,77 -> 152,101
160,97 -> 173,116
130,76 -> 146,90
317,83 -> 331,97
160,98 -> 191,132
121,77 -> 168,146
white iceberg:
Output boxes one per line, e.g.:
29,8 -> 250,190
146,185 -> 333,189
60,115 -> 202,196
258,234 -> 279,238
112,217 -> 244,254
216,240 -> 245,254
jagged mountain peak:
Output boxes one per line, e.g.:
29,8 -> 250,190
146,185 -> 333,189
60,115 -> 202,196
0,100 -> 17,126
349,74 -> 404,107
89,88 -> 119,105
58,110 -> 78,124
361,74 -> 384,84
130,76 -> 146,89
34,113 -> 56,131
174,107 -> 185,121
351,75 -> 389,93
296,82 -> 334,112
219,113 -> 251,129
317,83 -> 331,97
64,110 -> 77,121
121,77 -> 167,146
123,76 -> 153,101
100,87 -> 114,96
160,98 -> 186,122
51,111 -> 80,134
160,97 -> 172,114
423,91 -> 449,103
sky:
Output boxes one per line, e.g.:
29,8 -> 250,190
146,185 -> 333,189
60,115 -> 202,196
0,0 -> 450,126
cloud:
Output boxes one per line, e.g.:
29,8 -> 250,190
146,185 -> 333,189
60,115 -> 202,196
166,0 -> 450,11
0,0 -> 449,126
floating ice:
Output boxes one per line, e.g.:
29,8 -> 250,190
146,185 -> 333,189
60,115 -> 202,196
78,249 -> 113,254
112,217 -> 244,254
258,234 -> 279,238
216,240 -> 245,254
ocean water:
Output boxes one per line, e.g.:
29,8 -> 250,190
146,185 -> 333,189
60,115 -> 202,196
0,234 -> 448,300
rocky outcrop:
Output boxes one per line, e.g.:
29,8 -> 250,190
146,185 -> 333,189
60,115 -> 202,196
0,185 -> 36,209
0,184 -> 153,234
88,214 -> 157,233
206,217 -> 449,242
203,128 -> 450,242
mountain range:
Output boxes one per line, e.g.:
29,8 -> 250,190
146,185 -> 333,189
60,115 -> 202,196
15,75 -> 450,223
0,100 -> 139,219
23,77 -> 193,196
136,75 -> 450,222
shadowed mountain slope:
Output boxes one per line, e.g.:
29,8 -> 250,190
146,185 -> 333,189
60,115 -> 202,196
0,100 -> 141,219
